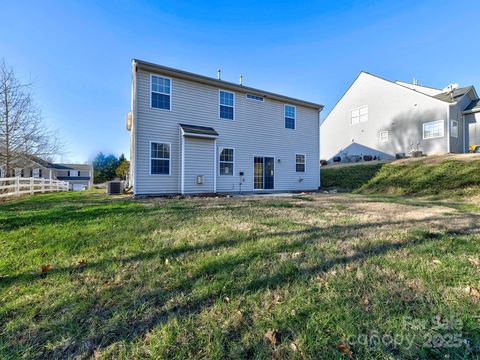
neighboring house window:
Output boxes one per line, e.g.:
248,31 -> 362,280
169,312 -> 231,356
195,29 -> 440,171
285,105 -> 296,129
219,148 -> 234,175
451,120 -> 458,138
351,105 -> 368,124
32,168 -> 41,178
150,142 -> 170,175
296,154 -> 305,172
219,90 -> 234,120
423,120 -> 444,139
14,168 -> 22,177
246,93 -> 264,102
0,166 -> 4,178
69,170 -> 80,177
151,75 -> 171,110
379,131 -> 389,143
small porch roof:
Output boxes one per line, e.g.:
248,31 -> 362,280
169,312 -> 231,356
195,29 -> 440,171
180,124 -> 219,138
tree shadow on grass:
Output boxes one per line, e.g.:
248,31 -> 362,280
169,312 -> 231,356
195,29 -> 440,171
2,212 -> 478,288
3,220 -> 462,359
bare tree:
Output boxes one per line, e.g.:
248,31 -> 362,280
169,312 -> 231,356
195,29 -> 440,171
0,60 -> 61,176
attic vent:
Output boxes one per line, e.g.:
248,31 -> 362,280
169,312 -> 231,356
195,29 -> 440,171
246,94 -> 264,102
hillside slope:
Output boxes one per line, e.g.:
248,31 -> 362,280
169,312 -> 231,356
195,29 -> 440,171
321,154 -> 480,197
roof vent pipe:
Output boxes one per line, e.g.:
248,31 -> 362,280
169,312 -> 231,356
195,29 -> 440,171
239,75 -> 243,85
217,69 -> 221,80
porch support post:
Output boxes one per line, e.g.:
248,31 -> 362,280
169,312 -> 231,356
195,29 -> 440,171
180,134 -> 185,195
213,139 -> 217,193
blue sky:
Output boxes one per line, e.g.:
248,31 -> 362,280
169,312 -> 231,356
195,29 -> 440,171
1,0 -> 479,162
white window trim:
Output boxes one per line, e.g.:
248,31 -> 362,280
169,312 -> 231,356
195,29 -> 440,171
218,147 -> 235,176
150,74 -> 172,111
379,131 -> 389,143
218,90 -> 235,120
451,120 -> 458,138
351,105 -> 368,125
246,93 -> 264,102
149,141 -> 172,176
69,170 -> 80,177
32,168 -> 40,178
295,153 -> 306,173
284,104 -> 296,130
423,120 -> 445,140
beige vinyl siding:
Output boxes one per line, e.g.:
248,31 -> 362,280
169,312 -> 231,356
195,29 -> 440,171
466,113 -> 480,148
134,70 -> 320,194
321,72 -> 450,161
183,137 -> 215,193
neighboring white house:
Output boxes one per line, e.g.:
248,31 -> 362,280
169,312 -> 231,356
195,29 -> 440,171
127,59 -> 323,195
0,155 -> 93,191
321,72 -> 479,162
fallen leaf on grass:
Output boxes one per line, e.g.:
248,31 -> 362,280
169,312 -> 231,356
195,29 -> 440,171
463,286 -> 480,302
432,259 -> 442,265
336,341 -> 353,358
355,269 -> 365,281
265,329 -> 281,346
290,342 -> 297,352
362,296 -> 370,312
41,264 -> 51,274
468,257 -> 480,267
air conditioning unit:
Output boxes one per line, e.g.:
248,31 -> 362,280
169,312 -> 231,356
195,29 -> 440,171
107,181 -> 123,195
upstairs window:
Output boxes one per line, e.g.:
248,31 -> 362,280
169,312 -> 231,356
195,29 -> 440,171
246,93 -> 264,102
351,105 -> 368,124
285,105 -> 296,129
451,120 -> 458,138
296,154 -> 305,172
150,142 -> 170,175
379,131 -> 389,143
219,90 -> 234,120
32,168 -> 41,178
219,148 -> 234,175
151,75 -> 171,110
423,120 -> 444,139
69,170 -> 80,177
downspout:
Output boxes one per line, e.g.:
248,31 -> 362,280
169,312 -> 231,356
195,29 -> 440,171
463,114 -> 466,153
447,105 -> 451,153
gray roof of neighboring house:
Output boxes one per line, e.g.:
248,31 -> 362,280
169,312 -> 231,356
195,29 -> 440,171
463,99 -> 480,114
24,155 -> 56,168
57,176 -> 91,181
180,124 -> 219,137
56,163 -> 92,171
432,86 -> 474,103
134,59 -> 324,111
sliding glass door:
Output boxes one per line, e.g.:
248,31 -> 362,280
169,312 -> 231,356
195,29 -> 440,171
253,156 -> 274,190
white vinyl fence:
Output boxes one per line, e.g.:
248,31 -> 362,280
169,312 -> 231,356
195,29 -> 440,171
0,177 -> 69,199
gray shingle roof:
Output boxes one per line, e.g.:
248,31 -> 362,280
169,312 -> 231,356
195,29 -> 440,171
180,124 -> 219,137
432,86 -> 474,103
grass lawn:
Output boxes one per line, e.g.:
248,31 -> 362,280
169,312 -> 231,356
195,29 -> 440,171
1,190 -> 479,359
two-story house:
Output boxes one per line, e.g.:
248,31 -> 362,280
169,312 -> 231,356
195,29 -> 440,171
0,155 -> 93,190
127,60 -> 323,195
321,72 -> 479,162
